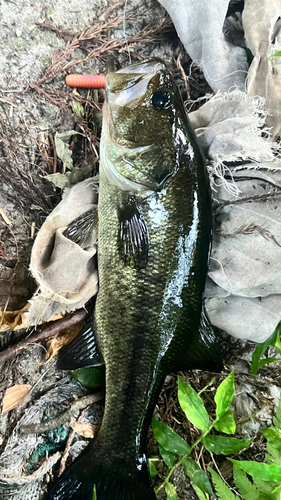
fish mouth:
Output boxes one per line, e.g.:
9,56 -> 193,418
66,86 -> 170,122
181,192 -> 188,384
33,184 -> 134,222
101,58 -> 171,193
106,58 -> 165,106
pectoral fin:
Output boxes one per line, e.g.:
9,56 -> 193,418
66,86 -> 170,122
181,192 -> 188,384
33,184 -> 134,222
57,317 -> 104,370
118,197 -> 149,270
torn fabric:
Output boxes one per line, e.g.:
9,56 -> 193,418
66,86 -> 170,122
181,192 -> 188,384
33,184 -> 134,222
243,0 -> 281,139
205,172 -> 281,342
0,378 -> 90,500
27,178 -> 98,326
157,0 -> 248,91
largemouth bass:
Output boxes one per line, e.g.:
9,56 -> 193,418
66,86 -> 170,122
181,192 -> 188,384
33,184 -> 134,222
45,58 -> 223,500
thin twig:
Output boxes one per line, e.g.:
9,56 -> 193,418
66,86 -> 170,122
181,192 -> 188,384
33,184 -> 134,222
49,134 -> 57,174
20,391 -> 104,434
59,404 -> 93,476
0,308 -> 90,365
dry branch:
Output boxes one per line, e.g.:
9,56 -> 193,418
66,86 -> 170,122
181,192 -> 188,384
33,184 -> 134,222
0,308 -> 90,366
32,16 -> 173,87
20,391 -> 104,434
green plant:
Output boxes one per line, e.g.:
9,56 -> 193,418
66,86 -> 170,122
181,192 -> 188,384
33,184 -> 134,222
269,51 -> 281,61
251,321 -> 281,375
151,372 -> 281,500
211,395 -> 281,499
150,371 -> 251,499
93,484 -> 97,500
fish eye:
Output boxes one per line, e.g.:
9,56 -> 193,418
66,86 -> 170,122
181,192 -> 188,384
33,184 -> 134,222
152,91 -> 173,110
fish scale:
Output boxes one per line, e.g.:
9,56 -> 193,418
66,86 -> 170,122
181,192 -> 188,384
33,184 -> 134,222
45,58 -> 222,500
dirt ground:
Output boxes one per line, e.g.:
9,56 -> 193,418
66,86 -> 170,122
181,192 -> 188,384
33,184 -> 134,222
0,1 -> 280,499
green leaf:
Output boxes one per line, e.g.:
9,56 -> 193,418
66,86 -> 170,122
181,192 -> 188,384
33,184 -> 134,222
209,468 -> 239,500
55,130 -> 84,171
214,411 -> 236,435
233,465 -> 259,500
251,322 -> 281,375
152,418 -> 191,456
93,484 -> 97,500
148,459 -> 158,478
165,482 -> 178,500
214,371 -> 235,420
256,358 -> 279,372
262,427 -> 281,453
72,96 -> 85,118
45,163 -> 95,189
178,376 -> 210,431
252,477 -> 276,495
266,442 -> 281,466
273,398 -> 281,429
270,50 -> 281,61
274,331 -> 281,355
159,444 -> 176,467
192,486 -> 208,500
229,459 -> 281,482
182,458 -> 214,496
203,435 -> 252,455
272,483 -> 281,494
72,367 -> 105,389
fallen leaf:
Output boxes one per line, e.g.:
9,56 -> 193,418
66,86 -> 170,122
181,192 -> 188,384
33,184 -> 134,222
0,208 -> 12,225
0,304 -> 30,332
2,384 -> 32,413
70,422 -> 99,438
45,320 -> 85,362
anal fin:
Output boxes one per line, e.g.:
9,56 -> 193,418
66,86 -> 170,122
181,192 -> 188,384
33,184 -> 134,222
57,317 -> 103,370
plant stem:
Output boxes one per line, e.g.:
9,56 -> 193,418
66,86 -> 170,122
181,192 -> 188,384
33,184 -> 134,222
155,427 -> 212,493
198,376 -> 217,396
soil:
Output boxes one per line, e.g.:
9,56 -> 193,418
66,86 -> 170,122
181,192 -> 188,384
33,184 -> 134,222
0,1 -> 280,499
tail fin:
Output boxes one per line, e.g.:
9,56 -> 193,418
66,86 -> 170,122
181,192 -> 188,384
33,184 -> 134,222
44,443 -> 156,500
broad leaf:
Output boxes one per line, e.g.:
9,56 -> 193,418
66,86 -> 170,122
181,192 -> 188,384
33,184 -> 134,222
182,458 -> 214,496
72,367 -> 105,389
255,358 -> 278,372
152,418 -> 191,456
192,486 -> 208,500
45,163 -> 95,189
262,427 -> 281,453
165,482 -> 178,500
2,384 -> 32,413
209,468 -> 239,500
178,377 -> 210,431
215,371 -> 235,420
148,459 -> 158,478
229,459 -> 281,482
251,323 -> 281,375
272,483 -> 281,494
54,130 -> 85,171
159,444 -> 176,467
252,477 -> 277,494
266,442 -> 281,466
204,435 -> 252,455
233,466 -> 259,500
214,410 -> 236,435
